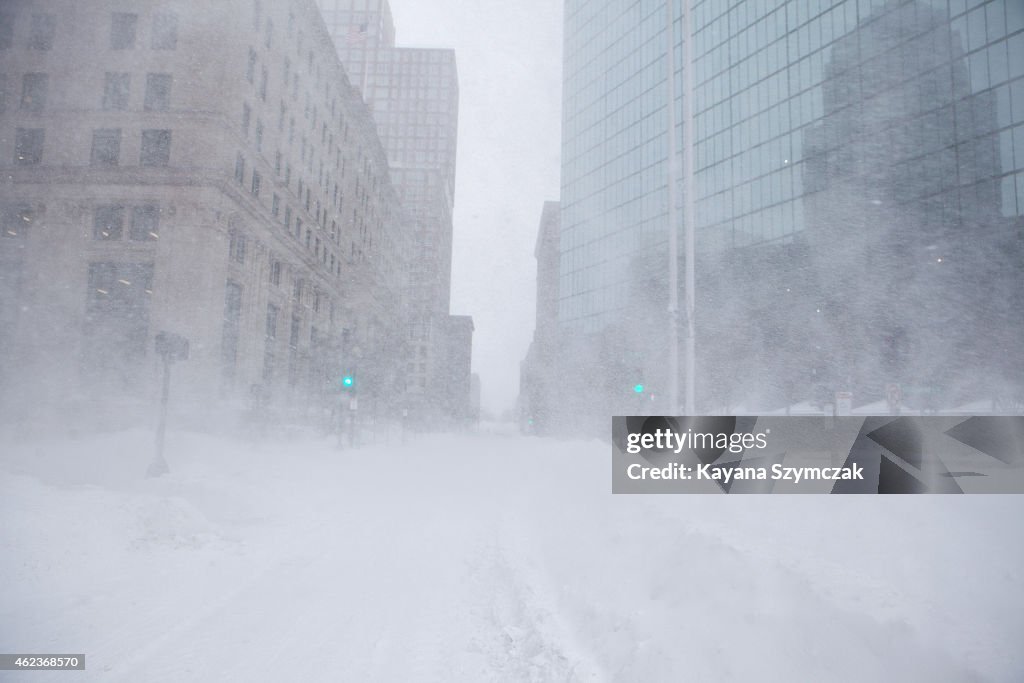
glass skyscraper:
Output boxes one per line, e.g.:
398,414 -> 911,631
560,0 -> 1023,412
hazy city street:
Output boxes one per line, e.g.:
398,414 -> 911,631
2,428 -> 1022,682
2,0 -> 1023,680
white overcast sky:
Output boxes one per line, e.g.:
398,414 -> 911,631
387,0 -> 564,415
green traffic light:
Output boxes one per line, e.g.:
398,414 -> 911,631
343,375 -> 354,388
634,384 -> 644,393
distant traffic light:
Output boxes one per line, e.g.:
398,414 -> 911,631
342,373 -> 355,390
634,383 -> 645,394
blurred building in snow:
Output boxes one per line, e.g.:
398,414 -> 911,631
316,0 -> 472,427
519,201 -> 562,434
0,0 -> 414,428
557,0 -> 1024,424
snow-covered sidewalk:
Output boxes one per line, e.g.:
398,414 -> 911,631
1,429 -> 1021,681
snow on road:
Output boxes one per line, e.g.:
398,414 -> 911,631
1,427 -> 1022,682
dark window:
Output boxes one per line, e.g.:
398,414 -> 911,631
251,170 -> 261,197
20,73 -> 47,114
222,281 -> 242,382
265,304 -> 278,340
140,129 -> 171,166
271,194 -> 280,217
255,120 -> 263,152
270,259 -> 281,285
242,103 -> 251,137
29,14 -> 55,50
0,13 -> 14,50
90,129 -> 121,166
283,206 -> 291,230
14,128 -> 44,165
144,74 -> 172,111
151,12 -> 178,50
229,229 -> 247,264
94,205 -> 125,240
247,48 -> 256,83
0,75 -> 7,114
130,205 -> 159,241
259,66 -> 268,101
110,13 -> 137,50
2,205 -> 34,238
84,262 -> 155,371
235,153 -> 245,184
102,73 -> 130,110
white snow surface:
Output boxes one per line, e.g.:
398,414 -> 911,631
2,427 -> 1022,682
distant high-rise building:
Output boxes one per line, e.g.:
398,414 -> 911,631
520,202 -> 561,433
0,0 -> 411,428
560,0 -> 1023,417
317,0 -> 468,422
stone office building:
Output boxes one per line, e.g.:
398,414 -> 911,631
0,0 -> 410,428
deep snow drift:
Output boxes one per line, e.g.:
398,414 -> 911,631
1,426 -> 1022,682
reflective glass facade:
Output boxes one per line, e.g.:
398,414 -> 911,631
560,0 -> 1024,334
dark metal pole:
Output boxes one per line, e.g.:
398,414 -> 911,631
148,354 -> 171,477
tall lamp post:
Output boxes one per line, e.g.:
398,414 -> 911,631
666,0 -> 697,415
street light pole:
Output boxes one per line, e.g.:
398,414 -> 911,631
665,0 -> 680,415
682,0 -> 697,415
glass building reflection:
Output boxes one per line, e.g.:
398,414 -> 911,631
559,0 -> 1023,416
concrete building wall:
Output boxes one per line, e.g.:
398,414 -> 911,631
0,0 -> 409,428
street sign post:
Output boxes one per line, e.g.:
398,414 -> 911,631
149,331 -> 189,477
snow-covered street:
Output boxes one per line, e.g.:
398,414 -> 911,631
2,428 -> 1022,682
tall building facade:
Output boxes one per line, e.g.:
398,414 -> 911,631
560,0 -> 1023,417
0,0 -> 411,428
317,0 -> 470,424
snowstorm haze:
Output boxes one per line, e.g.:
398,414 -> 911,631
388,0 -> 563,415
1,1 -> 1023,681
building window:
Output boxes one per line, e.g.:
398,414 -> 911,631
2,205 -> 34,238
14,128 -> 44,165
130,205 -> 159,241
229,229 -> 247,264
242,103 -> 251,137
235,153 -> 245,184
283,206 -> 291,230
140,129 -> 171,166
271,193 -> 280,218
259,66 -> 268,101
0,75 -> 7,114
247,47 -> 256,83
20,73 -> 48,114
144,73 -> 172,111
29,14 -> 55,50
265,304 -> 278,340
84,262 -> 155,371
90,129 -> 121,166
251,170 -> 261,197
0,13 -> 13,50
222,281 -> 242,382
94,205 -> 125,240
110,13 -> 137,50
151,12 -> 178,50
270,259 -> 282,286
255,120 -> 263,152
103,73 -> 130,110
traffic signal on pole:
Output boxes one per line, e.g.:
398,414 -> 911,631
341,373 -> 355,391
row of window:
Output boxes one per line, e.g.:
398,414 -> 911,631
11,128 -> 171,167
0,11 -> 177,52
0,72 -> 173,117
93,205 -> 161,242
